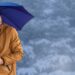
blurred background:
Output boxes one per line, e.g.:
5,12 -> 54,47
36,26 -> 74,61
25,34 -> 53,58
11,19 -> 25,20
1,0 -> 75,75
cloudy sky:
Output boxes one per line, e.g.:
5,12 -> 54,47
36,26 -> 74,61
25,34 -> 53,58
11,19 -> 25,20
1,0 -> 75,75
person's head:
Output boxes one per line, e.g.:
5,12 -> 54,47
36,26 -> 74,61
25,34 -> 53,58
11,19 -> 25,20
0,16 -> 3,29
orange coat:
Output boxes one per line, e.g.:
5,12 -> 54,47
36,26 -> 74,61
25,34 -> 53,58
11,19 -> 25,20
0,23 -> 24,75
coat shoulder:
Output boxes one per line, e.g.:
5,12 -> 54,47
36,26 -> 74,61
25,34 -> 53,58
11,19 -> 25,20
4,23 -> 17,34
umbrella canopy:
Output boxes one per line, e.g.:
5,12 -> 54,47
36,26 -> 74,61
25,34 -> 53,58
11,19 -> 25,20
0,2 -> 33,30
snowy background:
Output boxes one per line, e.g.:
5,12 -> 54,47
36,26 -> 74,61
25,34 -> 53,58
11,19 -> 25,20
0,0 -> 75,75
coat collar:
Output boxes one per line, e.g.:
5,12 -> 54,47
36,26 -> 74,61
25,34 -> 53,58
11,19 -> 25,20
0,23 -> 7,33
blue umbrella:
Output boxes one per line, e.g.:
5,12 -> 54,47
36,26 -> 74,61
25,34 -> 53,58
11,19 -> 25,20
0,2 -> 33,30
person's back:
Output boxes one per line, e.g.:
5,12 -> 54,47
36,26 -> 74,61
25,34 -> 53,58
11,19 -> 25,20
0,16 -> 24,75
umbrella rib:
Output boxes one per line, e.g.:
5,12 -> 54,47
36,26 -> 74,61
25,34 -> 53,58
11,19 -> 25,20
2,13 -> 20,29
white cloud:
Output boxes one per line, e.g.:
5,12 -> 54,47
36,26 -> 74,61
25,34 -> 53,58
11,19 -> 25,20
43,9 -> 54,15
49,70 -> 75,75
22,45 -> 36,59
33,54 -> 73,72
29,38 -> 51,45
17,67 -> 37,75
39,70 -> 75,75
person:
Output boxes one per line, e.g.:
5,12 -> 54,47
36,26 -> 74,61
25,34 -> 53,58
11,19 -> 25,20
0,16 -> 24,75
